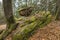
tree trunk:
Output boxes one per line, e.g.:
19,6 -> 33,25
55,0 -> 60,20
0,0 -> 17,40
3,0 -> 15,24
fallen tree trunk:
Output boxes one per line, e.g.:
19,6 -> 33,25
12,13 -> 52,40
12,20 -> 41,40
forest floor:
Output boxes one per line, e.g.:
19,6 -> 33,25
28,20 -> 60,40
0,20 -> 60,40
0,24 -> 6,31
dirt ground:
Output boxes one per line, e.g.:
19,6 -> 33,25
29,20 -> 60,40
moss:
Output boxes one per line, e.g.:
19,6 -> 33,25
12,21 -> 40,40
12,12 -> 52,40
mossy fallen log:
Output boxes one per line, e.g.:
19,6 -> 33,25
12,21 -> 38,40
12,20 -> 51,40
12,13 -> 52,40
16,12 -> 50,24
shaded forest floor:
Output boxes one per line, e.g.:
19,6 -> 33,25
29,20 -> 60,40
0,20 -> 60,40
